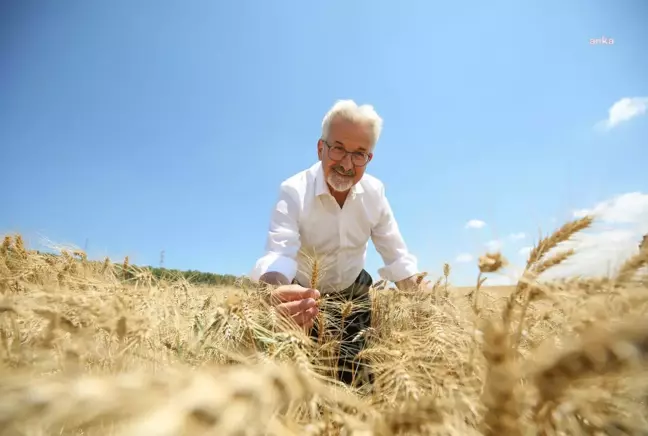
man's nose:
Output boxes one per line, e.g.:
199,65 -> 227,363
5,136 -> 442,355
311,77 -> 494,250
340,154 -> 354,171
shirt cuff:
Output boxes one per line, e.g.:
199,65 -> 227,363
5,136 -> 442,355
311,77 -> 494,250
249,252 -> 298,284
377,254 -> 419,283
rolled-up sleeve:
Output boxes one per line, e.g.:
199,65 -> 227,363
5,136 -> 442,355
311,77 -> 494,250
371,184 -> 419,283
249,183 -> 302,283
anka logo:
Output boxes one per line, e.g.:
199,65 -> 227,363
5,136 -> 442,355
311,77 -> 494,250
590,36 -> 614,45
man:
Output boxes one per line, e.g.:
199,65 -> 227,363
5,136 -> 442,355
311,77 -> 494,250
250,99 -> 420,385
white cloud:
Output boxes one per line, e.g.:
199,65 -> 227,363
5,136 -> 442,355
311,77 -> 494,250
542,192 -> 648,279
519,246 -> 532,257
572,209 -> 590,218
455,253 -> 474,263
485,239 -> 503,251
509,232 -> 526,241
456,193 -> 647,285
572,192 -> 648,224
597,96 -> 648,130
465,219 -> 486,229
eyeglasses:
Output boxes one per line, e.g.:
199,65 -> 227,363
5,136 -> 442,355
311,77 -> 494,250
322,139 -> 371,167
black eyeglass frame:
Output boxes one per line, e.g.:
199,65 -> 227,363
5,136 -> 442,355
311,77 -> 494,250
321,139 -> 372,167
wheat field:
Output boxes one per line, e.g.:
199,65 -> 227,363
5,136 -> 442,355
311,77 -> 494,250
1,215 -> 647,436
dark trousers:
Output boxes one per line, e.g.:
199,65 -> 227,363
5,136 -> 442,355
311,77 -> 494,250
297,269 -> 374,387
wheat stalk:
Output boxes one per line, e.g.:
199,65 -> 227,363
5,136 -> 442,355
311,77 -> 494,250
0,225 -> 646,436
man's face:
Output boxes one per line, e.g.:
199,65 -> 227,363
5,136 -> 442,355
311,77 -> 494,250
317,117 -> 374,193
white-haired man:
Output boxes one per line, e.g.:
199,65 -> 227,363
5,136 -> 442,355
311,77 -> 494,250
250,99 -> 420,385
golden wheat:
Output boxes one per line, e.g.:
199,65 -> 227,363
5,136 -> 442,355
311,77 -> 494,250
0,215 -> 647,435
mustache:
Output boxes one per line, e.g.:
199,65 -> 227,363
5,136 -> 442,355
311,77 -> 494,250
332,165 -> 355,177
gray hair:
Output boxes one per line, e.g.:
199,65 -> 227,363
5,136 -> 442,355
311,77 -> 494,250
321,99 -> 383,149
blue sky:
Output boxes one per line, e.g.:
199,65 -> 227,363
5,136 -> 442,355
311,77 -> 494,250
2,1 -> 647,286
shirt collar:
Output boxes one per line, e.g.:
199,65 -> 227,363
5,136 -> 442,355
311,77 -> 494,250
314,162 -> 364,198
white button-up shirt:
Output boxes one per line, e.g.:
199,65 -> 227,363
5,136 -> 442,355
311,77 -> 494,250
250,161 -> 419,293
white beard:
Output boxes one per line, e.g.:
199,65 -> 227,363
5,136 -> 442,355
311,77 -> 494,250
327,169 -> 355,192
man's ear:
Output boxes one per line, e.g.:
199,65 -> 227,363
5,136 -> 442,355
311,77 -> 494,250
317,139 -> 323,161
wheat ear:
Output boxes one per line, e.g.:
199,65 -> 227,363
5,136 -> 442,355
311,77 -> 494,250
532,318 -> 648,431
512,216 -> 594,348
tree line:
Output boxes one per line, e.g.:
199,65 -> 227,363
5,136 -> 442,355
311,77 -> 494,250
146,266 -> 243,286
26,249 -> 247,287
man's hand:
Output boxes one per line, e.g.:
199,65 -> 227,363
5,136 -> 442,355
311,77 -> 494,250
270,284 -> 320,328
395,274 -> 423,292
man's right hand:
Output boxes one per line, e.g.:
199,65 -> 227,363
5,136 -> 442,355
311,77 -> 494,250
269,284 -> 320,328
